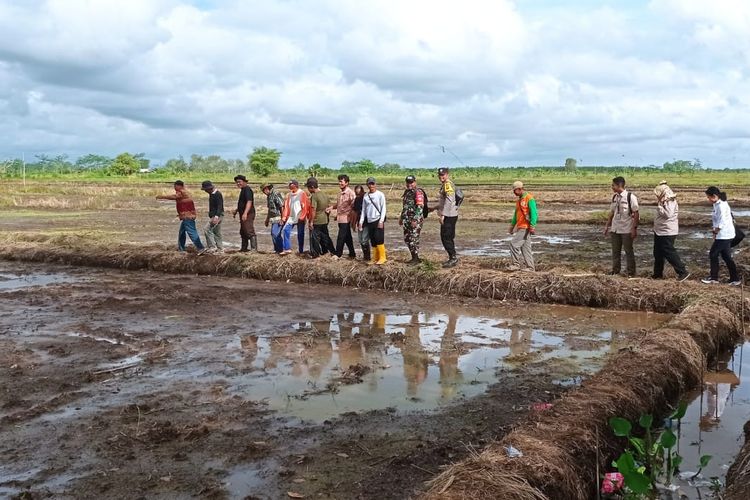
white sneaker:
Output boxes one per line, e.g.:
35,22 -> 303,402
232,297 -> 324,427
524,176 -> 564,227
729,280 -> 742,286
701,277 -> 719,284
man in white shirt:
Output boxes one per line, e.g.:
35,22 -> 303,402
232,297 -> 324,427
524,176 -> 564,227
358,177 -> 387,265
604,176 -> 640,277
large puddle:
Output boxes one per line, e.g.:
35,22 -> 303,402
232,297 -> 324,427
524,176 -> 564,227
673,342 -> 750,497
213,309 -> 666,421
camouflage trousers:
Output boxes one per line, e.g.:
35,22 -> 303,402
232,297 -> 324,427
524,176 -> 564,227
402,217 -> 424,254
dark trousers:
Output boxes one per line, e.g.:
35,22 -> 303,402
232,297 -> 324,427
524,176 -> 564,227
440,216 -> 458,258
366,221 -> 384,246
611,233 -> 635,275
653,235 -> 687,278
239,212 -> 256,250
709,239 -> 739,281
310,224 -> 336,257
335,223 -> 355,258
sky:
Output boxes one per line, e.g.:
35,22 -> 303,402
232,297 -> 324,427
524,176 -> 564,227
1,0 -> 749,168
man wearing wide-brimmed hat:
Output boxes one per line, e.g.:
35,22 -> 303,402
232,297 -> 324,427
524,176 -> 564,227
508,180 -> 537,271
201,180 -> 224,254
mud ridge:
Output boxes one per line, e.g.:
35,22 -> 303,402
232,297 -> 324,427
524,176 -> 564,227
424,296 -> 747,499
1,236 -> 741,314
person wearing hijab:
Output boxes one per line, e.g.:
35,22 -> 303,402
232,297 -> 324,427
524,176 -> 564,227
652,181 -> 690,281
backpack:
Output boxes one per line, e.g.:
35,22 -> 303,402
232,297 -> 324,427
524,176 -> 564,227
419,188 -> 430,217
455,186 -> 465,207
612,192 -> 633,215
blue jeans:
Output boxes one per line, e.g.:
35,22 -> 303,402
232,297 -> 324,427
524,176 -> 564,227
271,222 -> 284,253
282,223 -> 306,253
178,219 -> 204,251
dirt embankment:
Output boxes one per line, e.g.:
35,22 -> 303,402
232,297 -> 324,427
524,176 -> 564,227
726,421 -> 750,500
424,297 -> 748,499
4,233 -> 747,314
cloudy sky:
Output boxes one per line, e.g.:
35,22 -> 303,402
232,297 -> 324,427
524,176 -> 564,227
1,0 -> 748,168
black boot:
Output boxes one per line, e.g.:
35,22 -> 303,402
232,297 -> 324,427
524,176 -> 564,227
250,235 -> 258,252
240,238 -> 249,252
442,255 -> 458,268
362,245 -> 371,261
407,251 -> 421,265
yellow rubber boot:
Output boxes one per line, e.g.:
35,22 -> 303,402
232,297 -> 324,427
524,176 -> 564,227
368,245 -> 379,265
375,244 -> 387,265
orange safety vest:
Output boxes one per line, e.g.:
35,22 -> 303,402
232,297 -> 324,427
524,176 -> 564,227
514,193 -> 534,229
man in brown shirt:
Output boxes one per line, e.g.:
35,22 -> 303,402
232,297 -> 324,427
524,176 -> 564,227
329,174 -> 357,259
156,180 -> 206,253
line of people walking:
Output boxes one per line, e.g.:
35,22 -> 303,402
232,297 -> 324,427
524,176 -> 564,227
156,173 -> 744,285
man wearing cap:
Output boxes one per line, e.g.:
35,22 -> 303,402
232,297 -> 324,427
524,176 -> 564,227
201,180 -> 224,254
508,181 -> 537,271
359,177 -> 387,265
329,174 -> 357,259
262,183 -> 284,254
233,175 -> 256,252
280,179 -> 310,255
156,180 -> 206,254
437,167 -> 459,268
306,177 -> 336,258
399,175 -> 425,265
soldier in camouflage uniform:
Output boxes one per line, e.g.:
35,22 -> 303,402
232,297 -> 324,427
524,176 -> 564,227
399,175 -> 426,265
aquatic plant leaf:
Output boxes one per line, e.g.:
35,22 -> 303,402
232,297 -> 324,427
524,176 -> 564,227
659,429 -> 677,449
699,455 -> 712,468
669,400 -> 688,420
610,417 -> 632,437
623,470 -> 651,494
614,451 -> 637,474
628,437 -> 646,456
638,414 -> 653,429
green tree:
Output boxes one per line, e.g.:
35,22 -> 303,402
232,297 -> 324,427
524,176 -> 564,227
165,156 -> 188,173
308,163 -> 321,178
109,153 -> 140,176
248,146 -> 281,177
564,158 -> 577,172
75,154 -> 112,172
663,159 -> 700,173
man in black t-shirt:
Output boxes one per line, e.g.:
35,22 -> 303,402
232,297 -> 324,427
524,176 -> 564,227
233,175 -> 256,252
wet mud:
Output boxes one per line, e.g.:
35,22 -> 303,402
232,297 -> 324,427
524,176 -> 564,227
0,261 -> 670,499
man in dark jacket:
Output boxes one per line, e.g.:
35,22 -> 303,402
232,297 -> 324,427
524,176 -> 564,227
233,175 -> 256,252
201,180 -> 224,254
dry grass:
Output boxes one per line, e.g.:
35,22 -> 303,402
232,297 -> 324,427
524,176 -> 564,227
425,302 -> 741,499
726,421 -> 750,500
1,232 -> 748,499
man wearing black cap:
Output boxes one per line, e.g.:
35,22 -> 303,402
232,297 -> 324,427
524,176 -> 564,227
437,167 -> 459,267
201,180 -> 224,254
358,177 -> 387,265
233,175 -> 256,252
262,183 -> 284,254
399,175 -> 426,265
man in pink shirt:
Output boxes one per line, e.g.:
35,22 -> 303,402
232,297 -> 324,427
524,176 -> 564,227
329,174 -> 357,259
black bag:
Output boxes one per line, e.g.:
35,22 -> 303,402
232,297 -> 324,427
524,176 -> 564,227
732,223 -> 745,247
455,186 -> 465,207
419,188 -> 430,217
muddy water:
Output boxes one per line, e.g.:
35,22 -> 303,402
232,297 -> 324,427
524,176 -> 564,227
672,342 -> 750,497
220,311 -> 651,421
0,262 -> 673,498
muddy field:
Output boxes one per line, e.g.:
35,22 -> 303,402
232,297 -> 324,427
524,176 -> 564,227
0,261 -> 672,499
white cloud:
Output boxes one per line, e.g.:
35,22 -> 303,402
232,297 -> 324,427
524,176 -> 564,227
0,0 -> 748,167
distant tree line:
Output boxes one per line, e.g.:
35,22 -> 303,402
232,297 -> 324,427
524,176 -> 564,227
0,150 -> 715,178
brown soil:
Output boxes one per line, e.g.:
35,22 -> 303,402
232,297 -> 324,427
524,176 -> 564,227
726,421 -> 750,500
1,261 -> 603,499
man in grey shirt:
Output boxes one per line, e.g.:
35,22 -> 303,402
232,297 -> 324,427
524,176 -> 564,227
437,167 -> 459,268
604,176 -> 639,277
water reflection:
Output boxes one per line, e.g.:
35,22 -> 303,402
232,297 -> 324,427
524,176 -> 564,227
222,309 -> 663,421
676,343 -> 750,498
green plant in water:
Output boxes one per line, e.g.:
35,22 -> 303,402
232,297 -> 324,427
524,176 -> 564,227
607,401 -> 711,498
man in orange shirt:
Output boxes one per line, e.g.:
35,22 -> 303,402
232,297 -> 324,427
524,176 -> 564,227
507,181 -> 537,271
